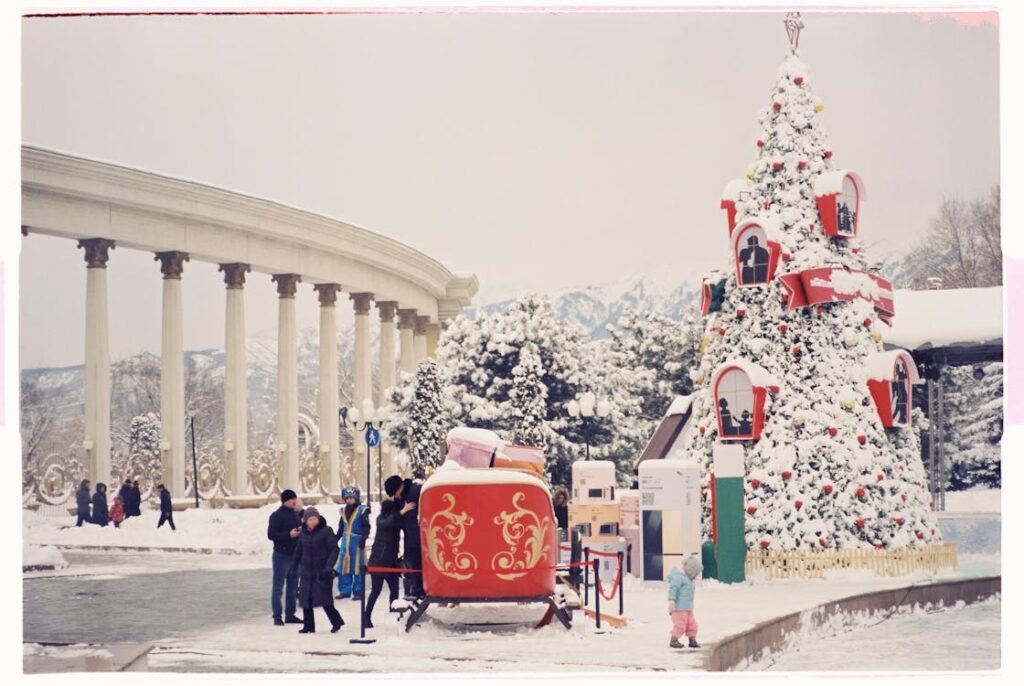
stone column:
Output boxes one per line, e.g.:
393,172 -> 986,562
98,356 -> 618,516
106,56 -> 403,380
397,308 -> 418,375
414,315 -> 430,363
79,239 -> 114,487
219,263 -> 250,496
377,301 -> 398,481
351,292 -> 374,486
425,322 -> 440,359
273,274 -> 301,494
315,284 -> 342,496
155,251 -> 189,497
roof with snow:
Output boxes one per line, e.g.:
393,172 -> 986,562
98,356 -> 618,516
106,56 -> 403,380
635,393 -> 695,469
421,462 -> 549,492
864,350 -> 921,383
813,169 -> 866,199
721,178 -> 751,202
711,359 -> 779,389
886,287 -> 1002,353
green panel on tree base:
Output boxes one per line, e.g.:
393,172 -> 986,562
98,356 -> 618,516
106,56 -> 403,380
714,476 -> 746,584
701,540 -> 718,580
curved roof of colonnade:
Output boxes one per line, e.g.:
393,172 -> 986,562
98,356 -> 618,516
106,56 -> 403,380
20,145 -> 478,319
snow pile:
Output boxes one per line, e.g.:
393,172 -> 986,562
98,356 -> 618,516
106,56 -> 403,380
887,287 -> 1002,349
943,487 -> 1001,514
22,544 -> 68,570
23,644 -> 114,659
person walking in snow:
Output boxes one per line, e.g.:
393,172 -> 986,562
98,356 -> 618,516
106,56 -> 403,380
334,485 -> 370,600
128,480 -> 143,517
289,506 -> 344,634
267,488 -> 303,626
118,480 -> 134,518
91,482 -> 110,527
156,484 -> 176,530
398,476 -> 424,598
74,479 -> 92,527
110,495 -> 126,529
668,555 -> 702,649
363,484 -> 415,628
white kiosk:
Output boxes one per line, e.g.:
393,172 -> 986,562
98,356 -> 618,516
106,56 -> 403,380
638,459 -> 701,582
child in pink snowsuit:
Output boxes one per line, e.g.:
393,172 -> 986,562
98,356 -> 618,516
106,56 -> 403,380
668,555 -> 703,649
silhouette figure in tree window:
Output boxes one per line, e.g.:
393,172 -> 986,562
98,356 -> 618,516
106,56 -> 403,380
739,235 -> 770,284
719,397 -> 736,436
837,202 -> 856,234
737,410 -> 752,436
891,361 -> 909,425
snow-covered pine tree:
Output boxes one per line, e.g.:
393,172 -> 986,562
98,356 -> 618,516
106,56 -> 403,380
509,343 -> 548,447
127,412 -> 162,483
946,363 -> 1002,490
403,359 -> 451,479
679,50 -> 940,551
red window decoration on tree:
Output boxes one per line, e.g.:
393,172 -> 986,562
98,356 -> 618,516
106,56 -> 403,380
814,170 -> 865,238
711,361 -> 776,441
865,350 -> 921,428
731,218 -> 782,287
720,178 -> 751,236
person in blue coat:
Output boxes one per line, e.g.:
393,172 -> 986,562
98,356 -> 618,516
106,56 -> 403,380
334,485 -> 370,600
667,555 -> 703,649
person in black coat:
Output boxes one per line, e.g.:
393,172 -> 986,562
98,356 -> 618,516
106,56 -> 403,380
552,486 -> 569,530
267,489 -> 303,626
364,490 -> 416,628
289,506 -> 344,633
117,480 -> 134,518
129,480 -> 143,517
399,477 -> 424,598
91,482 -> 109,527
156,484 -> 176,530
75,479 -> 91,527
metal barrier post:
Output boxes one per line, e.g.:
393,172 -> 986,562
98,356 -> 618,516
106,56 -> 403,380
626,543 -> 632,575
583,546 -> 590,607
593,558 -> 601,630
617,550 -> 624,616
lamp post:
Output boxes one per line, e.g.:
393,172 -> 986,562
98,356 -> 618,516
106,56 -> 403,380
341,399 -> 388,645
189,415 -> 199,508
567,391 -> 611,460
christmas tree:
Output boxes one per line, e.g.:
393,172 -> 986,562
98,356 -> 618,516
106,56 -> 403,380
387,359 -> 451,479
509,343 -> 549,448
681,20 -> 941,551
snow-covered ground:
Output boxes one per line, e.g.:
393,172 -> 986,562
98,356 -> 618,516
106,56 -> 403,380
943,486 -> 1001,514
745,596 -> 1000,671
22,543 -> 68,570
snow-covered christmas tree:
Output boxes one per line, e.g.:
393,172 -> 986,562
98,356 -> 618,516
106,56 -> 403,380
681,16 -> 941,551
388,359 -> 451,479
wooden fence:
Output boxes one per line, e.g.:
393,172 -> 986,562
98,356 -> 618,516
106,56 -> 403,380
745,544 -> 957,580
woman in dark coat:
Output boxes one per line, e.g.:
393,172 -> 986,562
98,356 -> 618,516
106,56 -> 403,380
364,496 -> 415,627
75,480 -> 91,527
289,506 -> 344,633
91,482 -> 109,527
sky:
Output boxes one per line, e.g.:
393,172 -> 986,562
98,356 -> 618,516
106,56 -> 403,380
18,10 -> 999,369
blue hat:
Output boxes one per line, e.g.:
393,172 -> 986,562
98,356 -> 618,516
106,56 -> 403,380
341,485 -> 361,501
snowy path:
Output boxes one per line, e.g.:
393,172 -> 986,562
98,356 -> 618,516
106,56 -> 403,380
745,597 -> 1001,671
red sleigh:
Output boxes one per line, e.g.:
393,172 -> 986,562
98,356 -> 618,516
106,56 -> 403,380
402,463 -> 575,631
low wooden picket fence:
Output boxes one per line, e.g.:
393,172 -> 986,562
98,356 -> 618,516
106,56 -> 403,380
745,543 -> 957,580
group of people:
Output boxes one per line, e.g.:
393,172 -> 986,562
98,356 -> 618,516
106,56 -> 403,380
267,474 -> 422,634
73,478 -> 176,530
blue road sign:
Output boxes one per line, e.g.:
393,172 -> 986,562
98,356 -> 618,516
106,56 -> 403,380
365,426 -> 381,447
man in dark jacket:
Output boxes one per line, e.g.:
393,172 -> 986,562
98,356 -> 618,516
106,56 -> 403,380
129,480 -> 142,517
364,482 -> 416,628
75,480 -> 91,527
289,506 -> 344,633
91,482 -> 110,526
156,484 -> 176,530
388,476 -> 424,599
552,486 -> 569,530
117,480 -> 134,518
267,488 -> 303,626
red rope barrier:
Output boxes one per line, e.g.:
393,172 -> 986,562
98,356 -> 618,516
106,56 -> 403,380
366,566 -> 421,574
595,561 -> 622,601
587,549 -> 621,559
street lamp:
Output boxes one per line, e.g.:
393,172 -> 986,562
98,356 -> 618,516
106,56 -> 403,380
567,391 -> 611,460
341,400 -> 385,645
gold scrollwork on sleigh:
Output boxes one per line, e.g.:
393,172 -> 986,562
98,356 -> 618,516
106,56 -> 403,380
425,493 -> 478,580
492,491 -> 552,580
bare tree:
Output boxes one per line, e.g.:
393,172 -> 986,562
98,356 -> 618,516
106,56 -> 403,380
903,186 -> 1001,289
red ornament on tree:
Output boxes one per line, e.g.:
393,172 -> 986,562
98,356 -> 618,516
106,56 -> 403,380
699,425 -> 706,435
852,247 -> 861,254
751,478 -> 761,489
828,427 -> 838,437
823,150 -> 833,159
855,518 -> 865,529
874,542 -> 884,550
901,494 -> 908,502
772,162 -> 783,171
863,318 -> 872,328
756,139 -> 765,148
782,470 -> 793,481
791,346 -> 801,357
773,101 -> 782,111
794,76 -> 804,85
823,484 -> 833,495
856,487 -> 866,498
737,309 -> 746,318
779,323 -> 788,333
795,500 -> 803,510
877,473 -> 884,482
760,540 -> 771,549
798,160 -> 807,169
916,531 -> 924,540
769,384 -> 780,394
782,252 -> 792,261
899,465 -> 904,472
896,518 -> 904,525
747,506 -> 757,515
819,537 -> 827,547
718,327 -> 727,336
816,305 -> 826,314
858,434 -> 867,444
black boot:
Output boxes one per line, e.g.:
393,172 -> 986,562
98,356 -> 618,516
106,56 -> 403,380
298,608 -> 315,634
688,637 -> 701,649
363,612 -> 375,629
